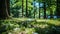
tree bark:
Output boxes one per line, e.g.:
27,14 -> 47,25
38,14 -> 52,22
34,0 -> 36,18
26,0 -> 28,17
56,0 -> 60,18
22,0 -> 24,17
0,0 -> 10,19
43,1 -> 46,19
39,2 -> 40,18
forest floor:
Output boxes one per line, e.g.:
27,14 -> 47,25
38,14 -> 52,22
0,18 -> 60,34
4,18 -> 60,26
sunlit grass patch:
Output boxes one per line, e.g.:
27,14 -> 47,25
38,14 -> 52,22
0,18 -> 60,34
46,20 -> 60,26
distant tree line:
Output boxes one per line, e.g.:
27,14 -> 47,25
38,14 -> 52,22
0,0 -> 60,19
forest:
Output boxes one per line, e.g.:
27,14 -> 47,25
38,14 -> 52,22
0,0 -> 60,34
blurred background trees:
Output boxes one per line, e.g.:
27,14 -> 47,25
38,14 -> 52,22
10,0 -> 58,19
0,0 -> 59,19
0,0 -> 60,34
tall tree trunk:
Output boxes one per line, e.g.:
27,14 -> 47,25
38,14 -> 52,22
34,0 -> 36,18
26,0 -> 28,17
6,0 -> 10,15
22,0 -> 24,17
39,2 -> 40,18
0,0 -> 10,19
56,0 -> 60,18
43,1 -> 46,19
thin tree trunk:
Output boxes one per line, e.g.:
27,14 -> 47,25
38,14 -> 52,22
39,2 -> 40,18
34,0 -> 36,18
43,1 -> 46,19
26,0 -> 28,17
22,0 -> 24,17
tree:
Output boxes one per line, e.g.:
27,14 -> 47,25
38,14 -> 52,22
0,0 -> 10,19
56,0 -> 60,18
43,0 -> 46,19
10,0 -> 33,18
34,0 -> 36,18
22,0 -> 24,17
26,0 -> 28,17
39,1 -> 40,18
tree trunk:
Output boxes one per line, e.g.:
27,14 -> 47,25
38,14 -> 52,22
43,1 -> 46,19
56,0 -> 60,18
22,0 -> 24,17
34,0 -> 36,18
0,0 -> 10,19
26,0 -> 28,17
39,2 -> 40,18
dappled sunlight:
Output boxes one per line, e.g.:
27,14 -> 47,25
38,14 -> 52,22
0,18 -> 60,34
0,0 -> 60,34
39,24 -> 49,28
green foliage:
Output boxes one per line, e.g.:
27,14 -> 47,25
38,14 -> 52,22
10,0 -> 57,18
0,19 -> 60,34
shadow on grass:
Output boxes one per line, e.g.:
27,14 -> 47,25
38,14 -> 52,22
17,20 -> 60,34
34,21 -> 60,34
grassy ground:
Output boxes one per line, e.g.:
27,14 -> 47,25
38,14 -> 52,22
0,18 -> 60,34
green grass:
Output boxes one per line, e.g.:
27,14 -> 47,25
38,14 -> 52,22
0,18 -> 60,34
